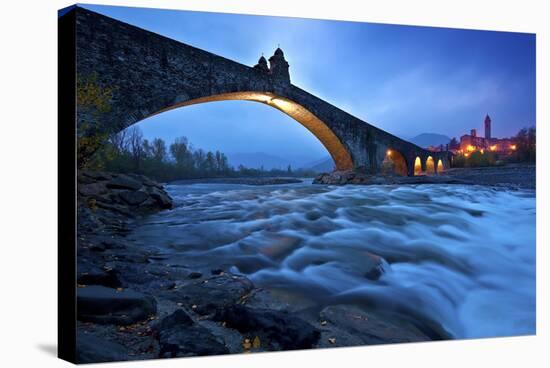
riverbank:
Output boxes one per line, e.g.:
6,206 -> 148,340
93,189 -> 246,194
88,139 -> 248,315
171,177 -> 304,186
75,171 -> 445,363
313,164 -> 535,189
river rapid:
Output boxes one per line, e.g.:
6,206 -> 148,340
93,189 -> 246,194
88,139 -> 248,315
128,181 -> 536,340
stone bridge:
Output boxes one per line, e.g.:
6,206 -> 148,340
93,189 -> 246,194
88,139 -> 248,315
69,6 -> 449,176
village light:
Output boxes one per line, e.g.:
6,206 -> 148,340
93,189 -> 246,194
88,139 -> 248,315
464,152 -> 470,157
510,144 -> 517,150
466,145 -> 476,152
480,149 -> 485,154
386,149 -> 392,156
490,145 -> 497,151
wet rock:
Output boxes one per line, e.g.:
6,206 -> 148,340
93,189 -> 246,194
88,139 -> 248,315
315,305 -> 430,347
77,285 -> 157,325
77,265 -> 121,288
213,304 -> 320,350
78,183 -> 107,197
211,268 -> 224,275
313,170 -> 370,185
149,187 -> 173,209
163,274 -> 253,315
188,271 -> 202,279
154,309 -> 194,330
119,190 -> 149,205
154,310 -> 229,358
106,175 -> 143,190
77,333 -> 128,363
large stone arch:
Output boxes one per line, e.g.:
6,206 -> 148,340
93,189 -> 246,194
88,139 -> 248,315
144,91 -> 354,171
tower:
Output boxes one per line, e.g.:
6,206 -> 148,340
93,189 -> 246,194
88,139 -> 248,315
268,47 -> 290,83
253,55 -> 269,73
484,114 -> 491,139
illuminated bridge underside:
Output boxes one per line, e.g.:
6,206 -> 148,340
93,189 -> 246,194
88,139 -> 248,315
72,7 -> 449,176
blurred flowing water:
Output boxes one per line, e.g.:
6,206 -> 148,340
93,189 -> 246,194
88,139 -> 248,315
128,181 -> 536,339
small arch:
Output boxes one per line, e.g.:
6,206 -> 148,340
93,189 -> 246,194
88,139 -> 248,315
414,157 -> 422,176
437,159 -> 444,173
382,149 -> 408,176
426,156 -> 435,175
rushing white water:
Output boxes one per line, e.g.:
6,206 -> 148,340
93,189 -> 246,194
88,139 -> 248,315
129,181 -> 536,339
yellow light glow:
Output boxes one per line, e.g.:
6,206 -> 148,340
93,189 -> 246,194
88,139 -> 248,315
464,152 -> 470,157
414,157 -> 422,176
480,149 -> 485,154
489,145 -> 497,151
466,145 -> 476,152
386,150 -> 392,156
510,144 -> 517,150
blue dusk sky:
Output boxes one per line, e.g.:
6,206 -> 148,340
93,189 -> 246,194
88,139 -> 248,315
80,4 -> 536,164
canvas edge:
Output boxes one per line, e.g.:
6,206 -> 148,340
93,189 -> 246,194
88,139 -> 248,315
58,5 -> 77,364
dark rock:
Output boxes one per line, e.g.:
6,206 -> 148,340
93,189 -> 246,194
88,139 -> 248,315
315,305 -> 431,347
210,268 -> 224,275
158,326 -> 229,358
119,190 -> 149,205
106,175 -> 143,190
149,187 -> 173,209
187,271 -> 202,279
82,171 -> 112,181
77,257 -> 122,288
78,183 -> 107,197
77,286 -> 157,325
77,333 -> 128,363
213,304 -> 320,350
163,274 -> 253,315
154,309 -> 194,331
154,310 -> 229,358
78,267 -> 122,288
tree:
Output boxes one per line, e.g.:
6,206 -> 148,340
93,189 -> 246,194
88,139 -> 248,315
170,136 -> 194,175
76,73 -> 115,168
151,138 -> 167,163
127,126 -> 144,171
513,126 -> 536,163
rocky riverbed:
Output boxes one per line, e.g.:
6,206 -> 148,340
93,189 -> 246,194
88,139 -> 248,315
75,171 -> 442,363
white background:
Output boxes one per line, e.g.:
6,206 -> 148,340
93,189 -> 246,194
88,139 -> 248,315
0,0 -> 547,366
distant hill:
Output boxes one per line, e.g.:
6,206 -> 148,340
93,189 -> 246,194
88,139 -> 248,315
409,133 -> 451,149
301,156 -> 335,173
226,152 -> 295,170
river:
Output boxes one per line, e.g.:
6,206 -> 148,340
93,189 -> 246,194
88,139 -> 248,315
127,180 -> 536,340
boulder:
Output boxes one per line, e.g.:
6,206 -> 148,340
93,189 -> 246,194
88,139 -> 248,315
77,285 -> 156,325
78,183 -> 107,197
149,187 -> 173,209
106,175 -> 143,190
163,274 -> 253,315
76,333 -> 128,363
154,310 -> 229,358
213,304 -> 320,350
315,305 -> 431,347
118,190 -> 149,205
77,265 -> 121,288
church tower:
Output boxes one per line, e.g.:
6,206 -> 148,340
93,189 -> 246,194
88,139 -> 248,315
268,47 -> 290,83
484,114 -> 492,139
253,55 -> 269,73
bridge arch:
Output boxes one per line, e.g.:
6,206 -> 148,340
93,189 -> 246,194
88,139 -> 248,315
414,156 -> 422,176
426,156 -> 435,175
437,159 -> 444,173
381,149 -> 408,176
141,91 -> 354,171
